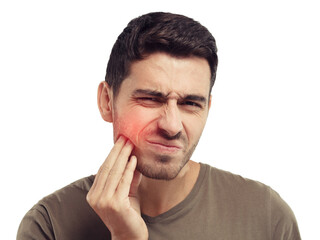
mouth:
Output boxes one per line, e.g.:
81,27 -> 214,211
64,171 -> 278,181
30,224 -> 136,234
146,140 -> 182,153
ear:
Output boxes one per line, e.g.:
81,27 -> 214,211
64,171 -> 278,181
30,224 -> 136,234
97,81 -> 113,122
208,94 -> 212,110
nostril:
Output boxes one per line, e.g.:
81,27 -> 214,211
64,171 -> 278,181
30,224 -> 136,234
157,129 -> 182,140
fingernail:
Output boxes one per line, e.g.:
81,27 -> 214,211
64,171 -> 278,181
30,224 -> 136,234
117,135 -> 124,142
126,139 -> 133,146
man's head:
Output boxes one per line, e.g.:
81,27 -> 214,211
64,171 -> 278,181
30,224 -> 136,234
98,12 -> 218,180
105,12 -> 218,98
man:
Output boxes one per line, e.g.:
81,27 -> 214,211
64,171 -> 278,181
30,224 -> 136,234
17,12 -> 301,239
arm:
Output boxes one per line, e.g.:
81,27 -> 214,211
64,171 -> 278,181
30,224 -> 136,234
270,189 -> 301,240
86,136 -> 148,240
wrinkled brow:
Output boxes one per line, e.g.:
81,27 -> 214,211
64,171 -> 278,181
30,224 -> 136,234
132,89 -> 208,104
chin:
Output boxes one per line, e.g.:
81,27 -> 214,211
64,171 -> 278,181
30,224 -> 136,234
133,141 -> 197,180
136,154 -> 190,181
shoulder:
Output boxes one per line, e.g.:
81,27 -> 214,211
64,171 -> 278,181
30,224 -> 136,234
203,163 -> 293,210
202,163 -> 271,198
270,189 -> 301,239
201,163 -> 301,239
40,175 -> 95,208
17,175 -> 109,240
17,203 -> 55,240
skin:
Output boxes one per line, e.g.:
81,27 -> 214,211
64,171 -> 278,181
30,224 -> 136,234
87,52 -> 212,239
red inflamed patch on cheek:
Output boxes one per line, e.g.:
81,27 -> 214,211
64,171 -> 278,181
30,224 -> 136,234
114,112 -> 146,145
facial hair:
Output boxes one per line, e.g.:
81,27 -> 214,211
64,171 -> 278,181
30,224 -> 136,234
136,141 -> 198,180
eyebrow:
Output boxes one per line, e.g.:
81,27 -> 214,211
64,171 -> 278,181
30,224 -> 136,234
132,89 -> 207,104
132,89 -> 164,98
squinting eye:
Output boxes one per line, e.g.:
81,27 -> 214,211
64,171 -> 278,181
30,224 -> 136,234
136,97 -> 163,107
139,97 -> 158,102
183,101 -> 201,108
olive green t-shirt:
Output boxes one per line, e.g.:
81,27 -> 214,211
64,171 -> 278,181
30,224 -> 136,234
17,163 -> 301,239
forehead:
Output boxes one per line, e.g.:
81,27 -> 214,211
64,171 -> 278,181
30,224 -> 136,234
122,53 -> 211,96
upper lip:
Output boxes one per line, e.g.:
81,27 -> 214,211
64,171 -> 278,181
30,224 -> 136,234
146,140 -> 183,149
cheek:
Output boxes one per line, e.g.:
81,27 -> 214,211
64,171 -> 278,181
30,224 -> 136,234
114,109 -> 150,144
184,115 -> 207,140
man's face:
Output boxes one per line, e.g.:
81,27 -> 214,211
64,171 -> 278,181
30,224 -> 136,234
111,52 -> 211,180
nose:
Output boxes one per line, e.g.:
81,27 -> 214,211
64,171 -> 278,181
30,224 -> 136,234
157,101 -> 183,138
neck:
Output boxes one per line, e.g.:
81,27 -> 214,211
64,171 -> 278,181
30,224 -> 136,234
138,160 -> 200,217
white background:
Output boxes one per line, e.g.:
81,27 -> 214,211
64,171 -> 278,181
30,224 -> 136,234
1,0 -> 319,239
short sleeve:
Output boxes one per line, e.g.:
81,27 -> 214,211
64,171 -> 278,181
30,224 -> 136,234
270,188 -> 301,240
17,204 -> 55,240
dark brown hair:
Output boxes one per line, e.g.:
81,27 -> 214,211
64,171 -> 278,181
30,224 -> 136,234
105,12 -> 218,97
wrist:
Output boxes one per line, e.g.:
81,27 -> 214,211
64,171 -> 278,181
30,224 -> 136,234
111,230 -> 148,240
113,236 -> 148,240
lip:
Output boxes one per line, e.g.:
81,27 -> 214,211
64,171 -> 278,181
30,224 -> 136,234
146,140 -> 182,153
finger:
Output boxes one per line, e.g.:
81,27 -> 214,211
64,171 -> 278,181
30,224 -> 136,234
90,136 -> 126,194
116,155 -> 139,199
103,139 -> 134,196
129,168 -> 142,198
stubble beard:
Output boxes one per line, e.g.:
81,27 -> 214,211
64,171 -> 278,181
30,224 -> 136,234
136,142 -> 198,181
